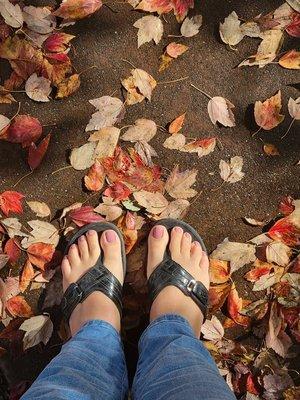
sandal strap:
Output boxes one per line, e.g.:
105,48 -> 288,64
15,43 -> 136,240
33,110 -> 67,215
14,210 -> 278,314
148,259 -> 208,319
61,263 -> 123,323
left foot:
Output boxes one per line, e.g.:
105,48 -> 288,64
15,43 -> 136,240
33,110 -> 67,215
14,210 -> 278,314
61,229 -> 124,336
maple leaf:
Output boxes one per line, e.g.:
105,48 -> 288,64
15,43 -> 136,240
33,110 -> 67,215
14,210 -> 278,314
279,195 -> 295,216
227,284 -> 250,327
56,74 -> 81,99
44,33 -> 75,53
89,126 -> 120,159
165,165 -> 197,199
133,190 -> 168,214
254,91 -> 285,131
21,220 -> 59,248
0,191 -> 24,216
201,315 -> 224,341
104,182 -> 132,201
19,260 -> 35,292
84,160 -> 105,192
219,156 -> 245,184
133,15 -> 163,47
6,295 -> 33,318
117,212 -> 138,254
70,142 -> 96,170
134,141 -> 157,166
286,0 -> 300,12
207,96 -> 236,127
122,69 -> 157,105
122,119 -> 157,143
27,243 -> 55,270
166,42 -> 188,58
4,238 -> 21,264
268,204 -> 300,246
28,133 -> 51,171
94,198 -> 122,222
136,0 -> 173,15
172,0 -> 194,21
266,242 -> 291,266
182,137 -> 216,158
6,115 -> 43,147
209,282 -> 232,312
54,0 -> 103,20
244,260 -> 273,282
158,199 -> 190,219
23,6 -> 56,35
240,299 -> 269,320
169,113 -> 186,134
68,205 -> 104,227
86,96 -> 125,131
20,315 -> 53,350
181,15 -> 202,37
220,11 -> 244,47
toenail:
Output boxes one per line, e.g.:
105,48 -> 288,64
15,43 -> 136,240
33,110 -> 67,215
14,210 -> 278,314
79,236 -> 84,241
105,230 -> 116,243
194,241 -> 200,247
88,230 -> 95,236
153,226 -> 164,239
174,227 -> 182,233
71,244 -> 76,249
184,232 -> 191,239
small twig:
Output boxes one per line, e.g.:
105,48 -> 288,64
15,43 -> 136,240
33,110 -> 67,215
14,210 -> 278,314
168,34 -> 183,38
190,83 -> 212,100
78,65 -> 99,76
158,76 -> 189,85
211,180 -> 226,192
122,59 -> 138,69
120,125 -> 132,131
281,118 -> 295,139
13,171 -> 33,188
252,127 -> 262,137
0,88 -> 26,94
11,102 -> 21,121
51,165 -> 73,175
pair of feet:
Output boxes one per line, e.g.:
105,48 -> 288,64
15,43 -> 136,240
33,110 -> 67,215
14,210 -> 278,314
62,225 -> 210,337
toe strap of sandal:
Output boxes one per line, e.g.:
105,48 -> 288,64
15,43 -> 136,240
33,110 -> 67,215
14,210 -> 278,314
61,263 -> 123,323
148,259 -> 209,320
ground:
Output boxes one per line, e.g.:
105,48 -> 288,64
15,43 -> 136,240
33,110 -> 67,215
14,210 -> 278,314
0,0 -> 299,395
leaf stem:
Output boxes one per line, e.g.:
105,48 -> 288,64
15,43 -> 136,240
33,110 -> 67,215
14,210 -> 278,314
252,127 -> 262,137
190,83 -> 212,99
158,76 -> 189,84
281,118 -> 295,139
13,171 -> 33,188
121,59 -> 138,69
51,165 -> 73,175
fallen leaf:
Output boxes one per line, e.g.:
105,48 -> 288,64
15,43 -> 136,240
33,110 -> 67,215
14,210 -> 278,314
28,134 -> 51,170
219,11 -> 244,47
279,195 -> 295,216
56,74 -> 81,99
27,201 -> 51,218
121,119 -> 157,142
268,204 -> 300,246
6,115 -> 43,147
158,199 -> 190,219
0,191 -> 24,216
19,260 -> 35,292
163,133 -> 186,150
27,243 -> 55,270
209,259 -> 230,284
135,0 -> 173,14
104,182 -> 132,201
244,260 -> 273,282
169,113 -> 186,134
210,238 -> 256,272
4,238 -> 21,264
0,0 -> 23,28
6,295 -> 33,317
252,270 -> 282,291
286,0 -> 300,12
122,69 -> 157,104
288,97 -> 300,119
25,73 -> 52,102
266,241 -> 291,266
181,15 -> 203,37
23,6 -> 56,34
70,142 -> 96,170
209,282 -> 232,312
68,205 -> 104,227
243,217 -> 265,226
44,33 -> 75,53
20,315 -> 53,350
133,190 -> 168,214
0,254 -> 9,271
279,49 -> 300,69
1,217 -> 25,238
166,42 -> 188,58
84,160 -> 105,192
207,97 -> 236,127
201,315 -> 224,341
21,220 -> 59,248
86,96 -> 125,132
219,156 -> 245,183
133,15 -> 163,47
227,284 -> 250,326
0,114 -> 10,131
0,87 -> 15,104
240,299 -> 269,320
165,165 -> 198,199
286,13 -> 300,37
266,302 -> 292,357
158,54 -> 174,72
134,141 -> 157,166
54,0 -> 103,20
254,91 -> 285,130
94,200 -> 123,221
117,212 -> 138,253
182,137 -> 216,158
89,126 -> 120,159
263,143 -> 280,156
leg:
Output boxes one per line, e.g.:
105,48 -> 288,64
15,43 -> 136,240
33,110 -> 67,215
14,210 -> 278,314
132,225 -> 236,400
22,229 -> 128,400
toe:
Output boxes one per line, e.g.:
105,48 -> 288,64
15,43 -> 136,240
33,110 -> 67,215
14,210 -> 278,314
169,227 -> 183,258
68,244 -> 80,266
190,241 -> 202,264
78,235 -> 89,260
147,225 -> 169,277
100,230 -> 123,283
61,255 -> 71,278
86,230 -> 101,259
180,231 -> 192,255
199,252 -> 210,290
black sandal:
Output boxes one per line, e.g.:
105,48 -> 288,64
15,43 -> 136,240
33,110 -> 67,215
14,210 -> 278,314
148,219 -> 209,319
61,222 -> 126,323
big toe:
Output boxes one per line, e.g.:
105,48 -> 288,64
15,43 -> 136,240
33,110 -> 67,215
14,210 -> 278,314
100,230 -> 123,284
147,225 -> 169,278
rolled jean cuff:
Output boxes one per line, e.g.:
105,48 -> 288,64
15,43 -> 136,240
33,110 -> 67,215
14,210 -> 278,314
73,319 -> 121,341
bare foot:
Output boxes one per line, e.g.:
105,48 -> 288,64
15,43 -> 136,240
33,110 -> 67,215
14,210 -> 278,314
61,229 -> 124,336
147,225 -> 210,337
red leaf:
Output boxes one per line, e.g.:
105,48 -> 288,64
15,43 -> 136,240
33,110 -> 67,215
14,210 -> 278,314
84,161 -> 105,192
104,182 -> 131,201
279,195 -> 295,216
27,243 -> 55,270
208,282 -> 232,312
227,285 -> 250,327
4,239 -> 21,264
7,115 -> 42,147
172,0 -> 194,21
6,295 -> 33,317
45,52 -> 70,63
28,134 -> 51,171
246,374 -> 260,395
69,206 -> 104,227
43,33 -> 75,53
268,217 -> 300,246
244,260 -> 273,282
19,260 -> 35,292
286,13 -> 300,38
0,190 -> 24,216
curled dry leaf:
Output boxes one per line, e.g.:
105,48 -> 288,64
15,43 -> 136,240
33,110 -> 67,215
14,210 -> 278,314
122,69 -> 156,105
28,134 -> 51,171
89,126 -> 120,159
84,161 -> 105,192
27,201 -> 51,218
19,260 -> 35,292
227,284 -> 250,327
266,302 -> 292,357
25,73 -> 52,102
1,218 -> 25,238
23,6 -> 56,34
0,115 -> 10,132
133,15 -> 163,48
263,143 -> 280,156
219,156 -> 245,183
169,113 -> 185,134
20,315 -> 53,350
134,141 -> 157,166
166,43 -> 188,59
243,217 -> 265,226
94,201 -> 123,222
219,11 -> 244,47
201,315 -> 224,341
288,97 -> 300,119
21,220 -> 59,248
266,241 -> 291,266
286,0 -> 300,12
182,137 -> 216,158
54,0 -> 103,20
56,74 -> 81,99
121,119 -> 157,143
133,190 -> 168,214
209,259 -> 230,284
181,15 -> 203,37
207,97 -> 235,127
254,91 -> 285,131
86,96 -> 125,132
165,165 -> 198,199
70,142 -> 96,170
163,133 -> 186,150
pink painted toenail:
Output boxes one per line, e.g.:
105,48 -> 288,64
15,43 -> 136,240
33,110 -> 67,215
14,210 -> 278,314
88,230 -> 95,236
184,232 -> 191,239
194,241 -> 200,247
79,236 -> 84,241
105,230 -> 116,243
174,227 -> 182,233
153,226 -> 164,239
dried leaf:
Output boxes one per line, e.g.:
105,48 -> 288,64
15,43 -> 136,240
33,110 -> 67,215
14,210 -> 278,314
279,49 -> 300,70
86,96 -> 125,132
20,315 -> 53,350
104,182 -> 132,201
227,284 -> 250,327
4,238 -> 21,264
133,190 -> 168,214
201,316 -> 224,341
6,295 -> 32,317
163,133 -> 186,150
166,42 -> 188,58
28,134 -> 51,171
158,199 -> 190,219
0,114 -> 10,131
121,119 -> 157,142
219,156 -> 245,183
54,0 -> 102,20
243,217 -> 265,226
94,202 -> 122,221
27,243 -> 55,270
288,97 -> 300,119
89,126 -> 120,159
25,73 -> 51,102
207,97 -> 236,127
23,6 -> 56,34
209,282 -> 232,312
266,241 -> 291,266
181,15 -> 203,37
266,302 -> 292,357
27,201 -> 51,218
182,137 -> 216,158
209,259 -> 230,284
0,191 -> 24,216
0,0 -> 23,28
19,260 -> 35,292
84,160 -> 105,192
122,69 -> 157,104
219,12 -> 244,47
165,165 -> 198,199
68,205 -> 104,227
254,91 -> 285,130
1,217 -> 25,238
56,74 -> 80,99
21,220 -> 59,248
70,142 -> 96,170
6,115 -> 42,147
169,113 -> 185,134
133,15 -> 163,47
44,33 -> 75,53
134,141 -> 157,166
286,0 -> 300,12
263,143 -> 280,156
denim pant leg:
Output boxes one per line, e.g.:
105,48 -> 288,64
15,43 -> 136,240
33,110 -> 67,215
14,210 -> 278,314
132,315 -> 236,400
21,320 -> 128,400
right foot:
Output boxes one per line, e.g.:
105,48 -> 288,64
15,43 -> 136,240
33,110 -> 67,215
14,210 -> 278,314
147,225 -> 210,337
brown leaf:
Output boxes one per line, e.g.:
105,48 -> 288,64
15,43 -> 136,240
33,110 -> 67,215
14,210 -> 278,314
84,161 -> 105,192
56,74 -> 81,99
19,260 -> 35,292
254,91 -> 285,130
168,113 -> 186,134
165,165 -> 198,199
263,143 -> 280,156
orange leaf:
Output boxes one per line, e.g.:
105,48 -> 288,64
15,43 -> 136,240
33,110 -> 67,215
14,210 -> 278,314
4,238 -> 21,264
6,295 -> 33,317
0,191 -> 24,216
263,143 -> 279,156
169,113 -> 186,134
27,243 -> 55,271
84,160 -> 105,192
28,134 -> 51,171
278,50 -> 300,70
209,282 -> 231,312
209,259 -> 230,284
54,0 -> 102,20
227,284 -> 250,327
19,260 -> 35,292
268,216 -> 300,246
104,182 -> 131,201
117,212 -> 138,254
244,260 -> 273,282
166,42 -> 188,58
254,91 -> 285,131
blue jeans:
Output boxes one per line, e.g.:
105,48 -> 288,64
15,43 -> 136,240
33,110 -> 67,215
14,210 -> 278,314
21,315 -> 236,400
